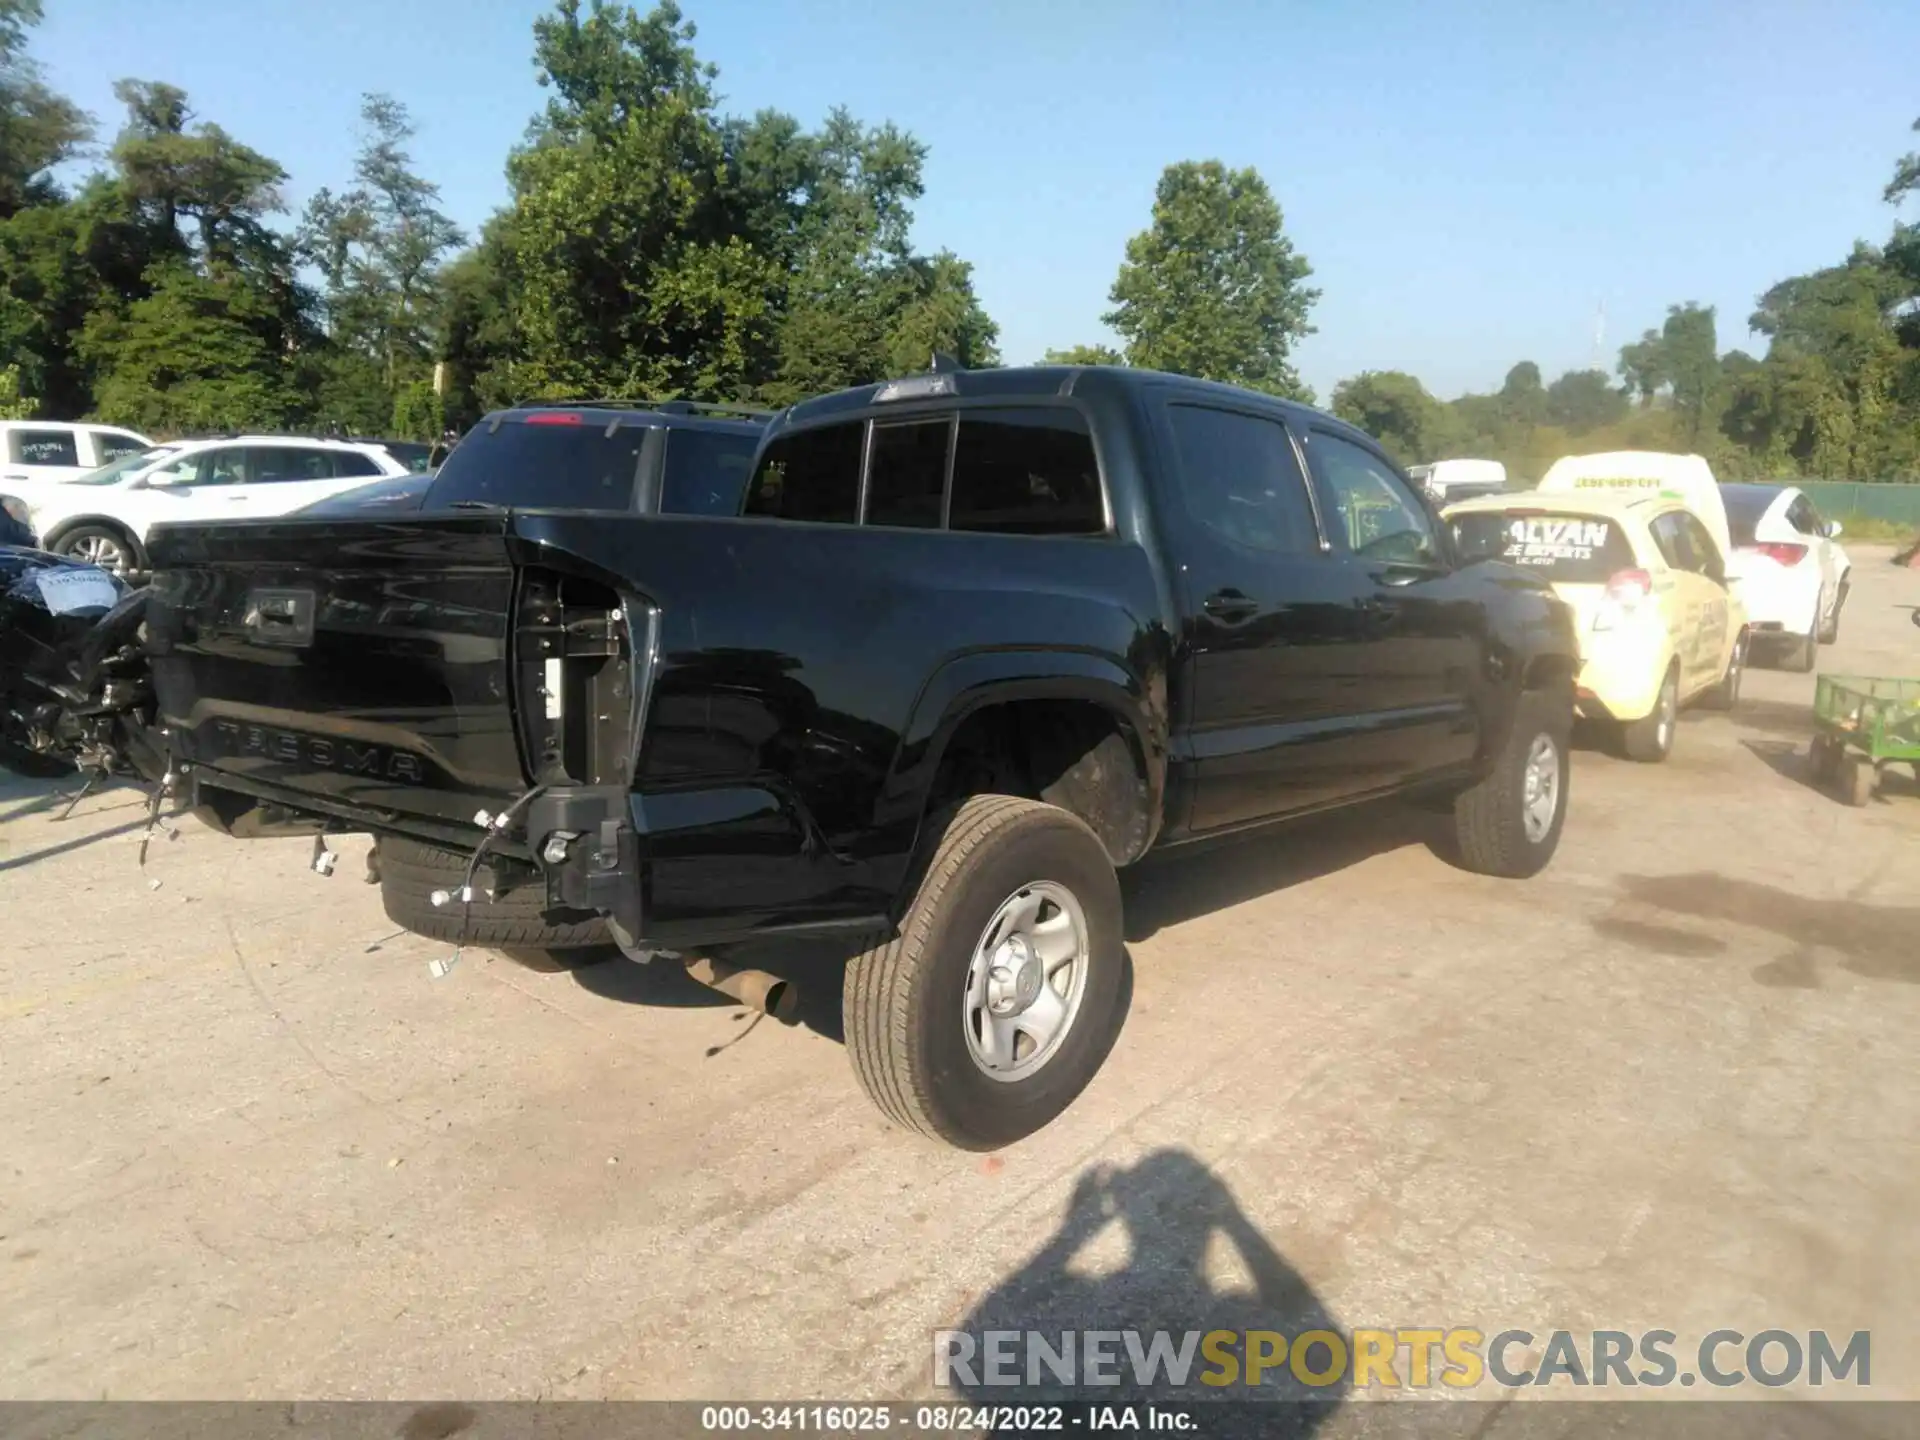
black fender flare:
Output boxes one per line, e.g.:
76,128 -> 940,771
877,646 -> 1168,868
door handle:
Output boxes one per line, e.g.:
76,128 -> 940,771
1202,590 -> 1260,623
3,473 -> 27,481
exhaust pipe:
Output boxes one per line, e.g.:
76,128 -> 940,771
684,954 -> 800,1025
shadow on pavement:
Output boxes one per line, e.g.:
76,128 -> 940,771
1122,801 -> 1435,943
948,1148 -> 1345,1435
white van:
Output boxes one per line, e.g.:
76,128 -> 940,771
1,422 -> 153,484
1408,458 -> 1507,501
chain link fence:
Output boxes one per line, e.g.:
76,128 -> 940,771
1793,482 -> 1920,528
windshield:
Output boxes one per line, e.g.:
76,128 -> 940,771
1451,509 -> 1639,582
70,446 -> 177,486
375,441 -> 434,474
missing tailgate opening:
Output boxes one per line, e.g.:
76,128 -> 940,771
512,569 -> 634,786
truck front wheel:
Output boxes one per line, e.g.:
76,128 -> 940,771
1451,686 -> 1571,879
845,795 -> 1126,1150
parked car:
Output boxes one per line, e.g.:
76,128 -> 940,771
295,401 -> 771,520
0,436 -> 413,575
1446,451 -> 1747,763
1720,483 -> 1852,671
139,365 -> 1579,1149
0,421 -> 151,485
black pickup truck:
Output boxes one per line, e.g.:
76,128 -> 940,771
142,365 -> 1578,1149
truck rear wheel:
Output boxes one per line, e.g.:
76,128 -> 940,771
844,795 -> 1125,1150
1451,686 -> 1570,879
377,834 -> 609,949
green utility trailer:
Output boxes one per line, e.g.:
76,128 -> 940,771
1809,674 -> 1920,806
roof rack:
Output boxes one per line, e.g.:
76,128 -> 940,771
517,397 -> 776,423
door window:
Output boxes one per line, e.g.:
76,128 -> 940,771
10,429 -> 79,467
1305,432 -> 1439,564
865,419 -> 950,528
246,447 -> 334,483
185,448 -> 247,486
330,450 -> 385,479
948,408 -> 1103,535
94,431 -> 148,463
744,421 -> 863,523
1680,514 -> 1726,583
1648,512 -> 1695,572
1166,405 -> 1317,553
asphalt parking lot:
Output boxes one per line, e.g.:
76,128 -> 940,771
3,549 -> 1917,1410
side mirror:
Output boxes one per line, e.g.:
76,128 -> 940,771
1824,520 -> 1843,539
144,467 -> 188,488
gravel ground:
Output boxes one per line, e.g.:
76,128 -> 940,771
2,547 -> 1916,1413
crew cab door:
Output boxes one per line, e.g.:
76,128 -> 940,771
1296,426 -> 1482,782
1151,398 -> 1383,830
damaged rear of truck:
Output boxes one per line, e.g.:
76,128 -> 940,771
140,365 -> 1579,1148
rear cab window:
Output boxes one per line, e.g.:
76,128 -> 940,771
1452,508 -> 1642,582
744,407 -> 1104,535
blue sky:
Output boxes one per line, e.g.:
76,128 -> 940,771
34,0 -> 1920,401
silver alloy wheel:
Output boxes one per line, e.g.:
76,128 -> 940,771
65,532 -> 127,572
963,880 -> 1090,1083
1655,675 -> 1676,752
1521,734 -> 1560,844
1726,636 -> 1744,700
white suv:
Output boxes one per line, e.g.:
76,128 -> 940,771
0,436 -> 412,573
1,421 -> 152,483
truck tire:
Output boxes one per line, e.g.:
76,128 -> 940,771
844,795 -> 1125,1150
1452,687 -> 1570,879
377,834 -> 609,948
1621,667 -> 1678,763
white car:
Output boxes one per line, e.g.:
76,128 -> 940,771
0,436 -> 412,573
1,421 -> 152,484
1720,483 -> 1851,671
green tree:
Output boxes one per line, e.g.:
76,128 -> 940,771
110,79 -> 286,266
81,261 -> 295,432
1043,344 -> 1125,366
0,0 -> 89,217
1544,368 -> 1628,433
499,0 -> 773,399
1105,160 -> 1318,400
1617,328 -> 1668,407
1331,370 -> 1454,466
1660,302 -> 1719,441
301,94 -> 464,389
0,360 -> 33,417
1498,360 -> 1547,429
